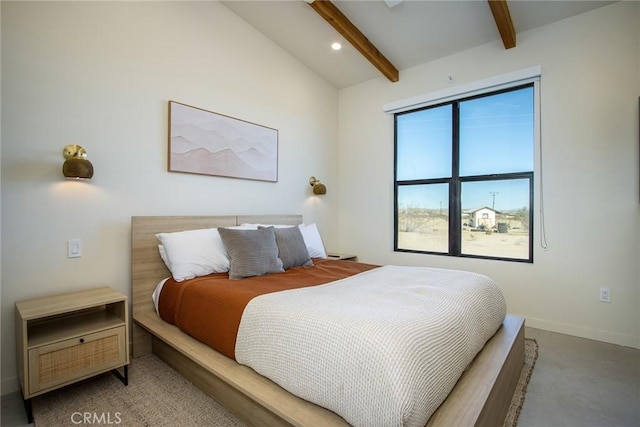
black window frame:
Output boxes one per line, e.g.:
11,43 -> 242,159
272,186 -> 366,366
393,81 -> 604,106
394,83 -> 535,263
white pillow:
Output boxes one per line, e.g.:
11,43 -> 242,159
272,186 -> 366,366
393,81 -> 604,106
298,223 -> 327,258
156,228 -> 229,281
158,245 -> 169,268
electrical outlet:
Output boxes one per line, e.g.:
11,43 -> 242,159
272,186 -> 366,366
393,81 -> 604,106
599,287 -> 611,303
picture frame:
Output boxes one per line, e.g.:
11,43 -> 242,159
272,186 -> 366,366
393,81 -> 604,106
168,101 -> 278,182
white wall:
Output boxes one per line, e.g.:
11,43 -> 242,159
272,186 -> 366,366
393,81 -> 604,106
337,2 -> 640,348
0,1 -> 339,394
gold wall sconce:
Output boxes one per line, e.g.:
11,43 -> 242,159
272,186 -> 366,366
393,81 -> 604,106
309,176 -> 326,195
62,144 -> 94,179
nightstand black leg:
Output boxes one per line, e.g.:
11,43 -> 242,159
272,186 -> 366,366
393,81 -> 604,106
111,365 -> 128,386
23,396 -> 33,424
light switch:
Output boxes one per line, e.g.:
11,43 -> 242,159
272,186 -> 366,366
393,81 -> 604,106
68,239 -> 82,258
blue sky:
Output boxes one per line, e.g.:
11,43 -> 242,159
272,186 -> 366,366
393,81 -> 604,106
397,86 -> 533,211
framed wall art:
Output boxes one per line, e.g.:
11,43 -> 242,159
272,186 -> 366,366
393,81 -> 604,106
168,101 -> 278,182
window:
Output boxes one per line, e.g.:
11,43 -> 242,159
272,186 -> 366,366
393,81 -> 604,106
394,84 -> 534,262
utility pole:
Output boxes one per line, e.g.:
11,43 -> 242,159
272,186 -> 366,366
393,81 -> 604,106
490,192 -> 499,210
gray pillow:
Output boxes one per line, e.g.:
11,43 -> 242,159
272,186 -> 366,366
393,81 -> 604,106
218,227 -> 284,279
260,226 -> 313,270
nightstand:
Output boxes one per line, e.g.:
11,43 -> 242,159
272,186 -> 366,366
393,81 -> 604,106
15,287 -> 129,423
326,252 -> 358,261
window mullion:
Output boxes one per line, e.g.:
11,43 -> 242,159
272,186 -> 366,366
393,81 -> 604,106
450,102 -> 461,256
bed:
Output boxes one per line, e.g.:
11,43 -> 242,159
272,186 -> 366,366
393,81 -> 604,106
131,215 -> 525,427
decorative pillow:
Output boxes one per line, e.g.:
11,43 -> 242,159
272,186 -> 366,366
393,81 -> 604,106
240,223 -> 296,229
218,227 -> 284,279
155,228 -> 229,281
229,224 -> 263,230
259,226 -> 313,269
298,223 -> 327,258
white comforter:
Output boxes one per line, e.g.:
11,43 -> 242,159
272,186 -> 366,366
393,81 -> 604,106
235,265 -> 506,427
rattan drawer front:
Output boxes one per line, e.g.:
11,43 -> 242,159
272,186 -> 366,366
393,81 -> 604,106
28,326 -> 126,394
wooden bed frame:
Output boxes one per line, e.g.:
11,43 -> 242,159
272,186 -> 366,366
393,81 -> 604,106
131,215 -> 525,427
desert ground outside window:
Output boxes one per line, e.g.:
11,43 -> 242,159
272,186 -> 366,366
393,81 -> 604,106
394,83 -> 535,262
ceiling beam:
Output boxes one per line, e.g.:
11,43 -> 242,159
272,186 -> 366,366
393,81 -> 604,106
307,0 -> 399,82
487,0 -> 516,49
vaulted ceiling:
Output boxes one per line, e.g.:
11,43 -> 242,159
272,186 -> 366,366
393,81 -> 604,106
221,0 -> 615,88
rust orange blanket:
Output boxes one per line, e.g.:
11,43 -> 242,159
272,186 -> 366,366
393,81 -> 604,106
158,259 -> 378,359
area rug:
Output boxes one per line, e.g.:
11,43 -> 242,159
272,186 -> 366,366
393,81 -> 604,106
32,354 -> 248,427
504,338 -> 539,427
33,339 -> 538,427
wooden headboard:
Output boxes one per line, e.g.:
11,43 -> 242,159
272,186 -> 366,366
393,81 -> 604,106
131,215 -> 303,320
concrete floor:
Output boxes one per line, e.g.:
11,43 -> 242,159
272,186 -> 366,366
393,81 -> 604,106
2,327 -> 639,427
518,328 -> 639,427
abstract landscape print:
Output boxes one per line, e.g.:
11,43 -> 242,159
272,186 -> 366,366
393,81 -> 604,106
169,101 -> 278,182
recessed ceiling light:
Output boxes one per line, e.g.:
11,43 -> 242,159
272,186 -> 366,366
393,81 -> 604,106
331,42 -> 342,51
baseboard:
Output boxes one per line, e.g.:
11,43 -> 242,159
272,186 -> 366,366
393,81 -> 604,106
1,376 -> 19,396
525,316 -> 640,349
